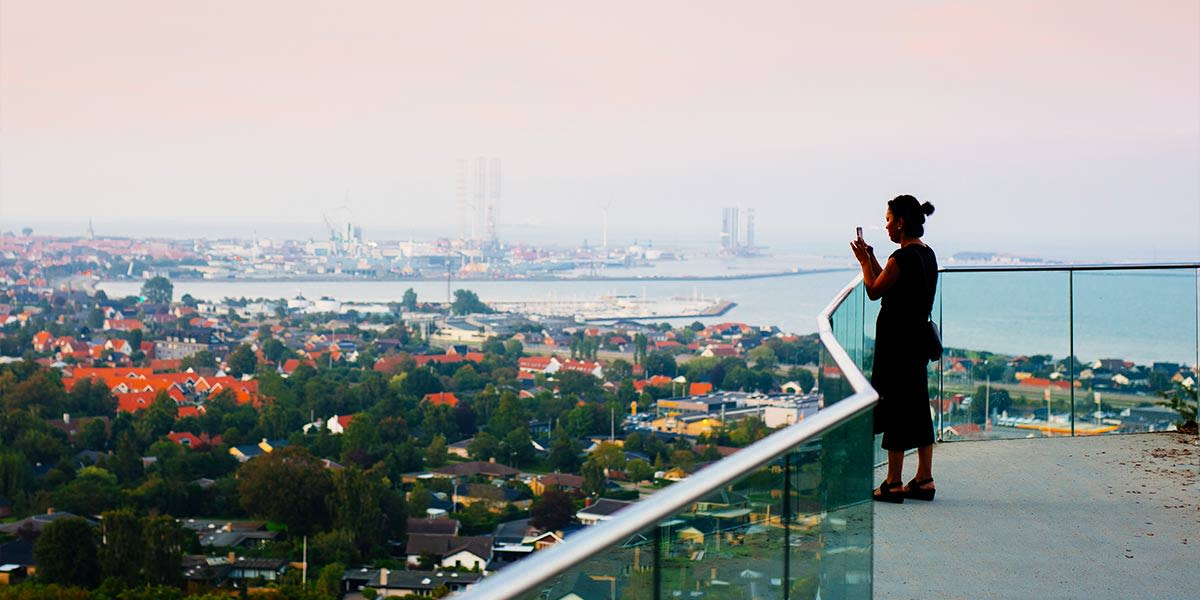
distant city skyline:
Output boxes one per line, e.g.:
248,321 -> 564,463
1,1 -> 1197,261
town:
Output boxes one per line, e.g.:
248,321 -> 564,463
0,270 -> 828,599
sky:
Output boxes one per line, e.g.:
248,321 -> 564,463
1,0 -> 1198,260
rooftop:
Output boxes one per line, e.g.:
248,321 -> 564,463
875,432 -> 1199,600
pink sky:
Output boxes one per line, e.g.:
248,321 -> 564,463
1,0 -> 1197,258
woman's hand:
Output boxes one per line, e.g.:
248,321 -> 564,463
850,238 -> 874,264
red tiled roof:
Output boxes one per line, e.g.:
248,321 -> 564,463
423,392 -> 459,407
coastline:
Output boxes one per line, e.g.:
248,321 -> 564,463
96,267 -> 855,286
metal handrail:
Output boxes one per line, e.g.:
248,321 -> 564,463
458,278 -> 878,599
939,262 -> 1200,273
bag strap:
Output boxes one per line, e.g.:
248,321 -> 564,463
913,246 -> 936,319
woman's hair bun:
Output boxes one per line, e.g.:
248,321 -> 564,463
920,202 -> 935,216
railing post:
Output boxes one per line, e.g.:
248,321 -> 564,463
783,452 -> 792,600
653,525 -> 662,600
1069,270 -> 1076,436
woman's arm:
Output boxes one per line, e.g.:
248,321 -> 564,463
863,256 -> 900,300
851,240 -> 898,300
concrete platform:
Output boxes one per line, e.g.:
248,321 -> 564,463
874,432 -> 1200,600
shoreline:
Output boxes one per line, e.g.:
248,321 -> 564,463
96,267 -> 855,286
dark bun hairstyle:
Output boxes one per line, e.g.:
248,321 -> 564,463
887,194 -> 935,238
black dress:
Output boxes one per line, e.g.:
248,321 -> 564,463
870,244 -> 937,451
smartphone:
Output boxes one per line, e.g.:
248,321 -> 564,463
855,226 -> 863,242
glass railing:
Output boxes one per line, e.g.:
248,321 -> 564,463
934,264 -> 1199,441
457,277 -> 879,599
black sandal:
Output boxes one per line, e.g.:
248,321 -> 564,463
904,477 -> 936,501
873,479 -> 904,503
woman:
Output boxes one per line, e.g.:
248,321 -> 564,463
850,195 -> 938,503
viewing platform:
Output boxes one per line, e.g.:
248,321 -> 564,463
875,432 -> 1199,600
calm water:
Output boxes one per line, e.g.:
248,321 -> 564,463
101,268 -> 1199,366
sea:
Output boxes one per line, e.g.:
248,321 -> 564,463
99,261 -> 1199,368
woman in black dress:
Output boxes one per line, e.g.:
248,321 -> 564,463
850,195 -> 938,503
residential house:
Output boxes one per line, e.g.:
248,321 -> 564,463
576,499 -> 632,526
433,461 -> 521,479
406,517 -> 461,537
453,483 -> 532,512
344,568 -> 481,598
403,534 -> 494,571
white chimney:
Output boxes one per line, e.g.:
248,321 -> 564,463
379,568 -> 388,586
63,413 -> 70,424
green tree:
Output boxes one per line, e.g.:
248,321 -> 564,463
53,466 -> 122,516
99,509 -> 142,585
401,288 -> 418,311
501,428 -> 534,467
633,334 -> 648,365
643,352 -> 676,377
547,429 -> 581,473
626,458 -> 654,482
111,432 -> 144,484
0,451 -> 34,505
67,377 -> 116,416
34,516 -> 100,587
785,367 -> 816,394
142,515 -> 185,586
530,487 -> 576,531
425,434 -> 449,468
581,461 -> 606,497
327,468 -> 393,558
226,344 -> 257,377
179,350 -> 216,372
309,528 -> 358,567
262,338 -> 287,364
468,432 -> 501,461
451,289 -> 492,315
606,359 -> 633,382
237,446 -> 333,535
140,276 -> 173,304
316,562 -> 347,598
748,345 -> 778,370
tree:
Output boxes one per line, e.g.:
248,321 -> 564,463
316,562 -> 347,598
785,367 -> 816,394
468,432 -> 501,462
425,434 -> 449,468
606,359 -> 633,382
633,334 -> 648,365
179,350 -> 215,372
53,466 -> 123,516
547,429 -> 581,473
643,352 -> 676,377
142,515 -> 185,586
0,451 -> 35,504
581,461 -> 606,497
226,344 -> 257,377
34,516 -> 100,587
262,338 -> 287,364
99,509 -> 142,585
530,488 -> 576,531
140,276 -> 173,304
237,446 -> 333,535
626,458 -> 654,482
451,289 -> 491,315
401,288 -> 418,311
328,467 -> 392,557
748,345 -> 778,370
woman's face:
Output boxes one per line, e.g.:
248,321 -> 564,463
885,209 -> 903,243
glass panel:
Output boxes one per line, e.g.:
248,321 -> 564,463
1072,268 -> 1200,434
937,270 -> 1071,441
513,410 -> 874,600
